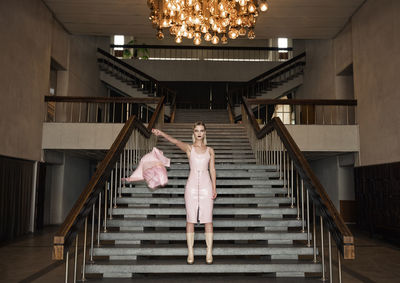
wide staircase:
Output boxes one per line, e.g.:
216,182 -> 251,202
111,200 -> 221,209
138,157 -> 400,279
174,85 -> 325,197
85,123 -> 321,278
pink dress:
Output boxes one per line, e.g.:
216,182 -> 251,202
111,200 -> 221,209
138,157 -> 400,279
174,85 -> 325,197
185,146 -> 214,223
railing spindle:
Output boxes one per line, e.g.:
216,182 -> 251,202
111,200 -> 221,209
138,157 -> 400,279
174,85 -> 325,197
90,204 -> 95,263
320,216 -> 326,281
81,217 -> 87,281
73,235 -> 78,283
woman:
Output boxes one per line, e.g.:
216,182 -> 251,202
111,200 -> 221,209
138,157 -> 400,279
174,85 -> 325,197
152,121 -> 217,264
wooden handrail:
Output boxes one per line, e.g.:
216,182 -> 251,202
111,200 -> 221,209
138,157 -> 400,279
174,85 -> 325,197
226,95 -> 235,124
246,98 -> 357,106
248,52 -> 306,83
53,96 -> 166,260
45,96 -> 161,104
242,97 -> 355,260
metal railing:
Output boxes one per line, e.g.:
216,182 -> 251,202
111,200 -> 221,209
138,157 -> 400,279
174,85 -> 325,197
111,44 -> 293,62
228,52 -> 306,106
44,96 -> 164,124
246,98 -> 357,125
242,97 -> 355,282
52,96 -> 165,282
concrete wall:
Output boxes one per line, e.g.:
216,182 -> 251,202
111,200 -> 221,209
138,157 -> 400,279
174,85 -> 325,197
126,60 -> 280,81
42,123 -> 359,152
44,151 -> 92,224
352,0 -> 400,166
0,0 -> 107,162
310,153 -> 356,211
310,156 -> 340,209
299,0 -> 400,166
0,0 -> 52,162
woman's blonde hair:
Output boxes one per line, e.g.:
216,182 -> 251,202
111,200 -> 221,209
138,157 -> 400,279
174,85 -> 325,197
192,121 -> 207,145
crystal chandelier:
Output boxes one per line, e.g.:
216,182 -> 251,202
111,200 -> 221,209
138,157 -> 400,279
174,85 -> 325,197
147,0 -> 268,45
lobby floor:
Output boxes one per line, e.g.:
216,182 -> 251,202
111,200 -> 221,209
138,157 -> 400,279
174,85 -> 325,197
1,225 -> 399,283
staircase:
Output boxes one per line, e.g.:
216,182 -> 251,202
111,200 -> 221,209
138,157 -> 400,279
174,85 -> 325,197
174,109 -> 230,123
86,123 -> 321,278
229,52 -> 306,107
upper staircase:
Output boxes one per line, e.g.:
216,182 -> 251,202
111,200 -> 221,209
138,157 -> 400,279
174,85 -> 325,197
228,52 -> 306,107
174,109 -> 230,123
85,123 -> 322,278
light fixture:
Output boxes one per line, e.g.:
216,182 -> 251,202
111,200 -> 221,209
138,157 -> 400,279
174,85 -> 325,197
147,0 -> 269,45
259,0 -> 268,12
211,33 -> 220,44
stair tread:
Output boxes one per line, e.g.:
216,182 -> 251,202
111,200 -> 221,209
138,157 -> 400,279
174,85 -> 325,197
85,259 -> 322,273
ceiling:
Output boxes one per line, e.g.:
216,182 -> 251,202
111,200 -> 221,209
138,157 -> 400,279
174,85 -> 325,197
44,0 -> 365,41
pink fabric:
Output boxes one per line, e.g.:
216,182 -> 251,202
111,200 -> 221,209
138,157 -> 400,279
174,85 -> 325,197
123,147 -> 170,189
185,147 -> 213,224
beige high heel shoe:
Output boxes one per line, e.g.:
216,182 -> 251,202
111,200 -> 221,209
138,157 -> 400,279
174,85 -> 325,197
205,232 -> 213,264
186,232 -> 194,264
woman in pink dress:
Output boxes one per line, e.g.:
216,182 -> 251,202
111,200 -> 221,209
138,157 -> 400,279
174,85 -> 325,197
152,121 -> 217,264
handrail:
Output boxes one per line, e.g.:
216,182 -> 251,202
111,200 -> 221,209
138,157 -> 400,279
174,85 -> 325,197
242,96 -> 355,260
45,96 -> 161,104
226,94 -> 235,124
53,96 -> 165,260
248,52 -> 306,83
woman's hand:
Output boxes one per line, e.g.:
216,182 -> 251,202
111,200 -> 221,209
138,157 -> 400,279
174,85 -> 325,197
212,189 -> 217,200
152,128 -> 162,136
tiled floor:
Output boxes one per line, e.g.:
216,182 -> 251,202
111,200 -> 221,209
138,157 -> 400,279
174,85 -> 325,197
1,226 -> 399,283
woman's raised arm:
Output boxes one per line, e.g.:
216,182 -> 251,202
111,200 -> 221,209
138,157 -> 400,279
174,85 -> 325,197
152,129 -> 190,153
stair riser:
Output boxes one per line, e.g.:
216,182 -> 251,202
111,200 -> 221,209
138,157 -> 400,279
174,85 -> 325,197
86,263 -> 321,274
116,198 -> 291,205
112,207 -> 296,215
122,188 -> 287,195
100,232 -> 308,241
127,180 -> 284,186
92,247 -> 315,257
108,219 -> 301,228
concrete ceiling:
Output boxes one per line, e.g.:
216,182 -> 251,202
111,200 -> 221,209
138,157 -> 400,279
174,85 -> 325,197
44,0 -> 365,41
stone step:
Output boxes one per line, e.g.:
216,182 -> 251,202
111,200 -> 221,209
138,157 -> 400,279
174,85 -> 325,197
164,154 -> 255,159
169,159 -> 256,163
157,145 -> 253,150
92,244 -> 314,257
111,207 -> 297,216
85,260 -> 322,276
161,171 -> 275,178
129,164 -> 278,171
99,231 -> 308,241
160,134 -> 248,138
157,164 -> 278,170
157,140 -> 250,144
122,187 -> 287,195
161,149 -> 254,154
107,218 -> 301,228
116,197 -> 291,205
126,179 -> 284,186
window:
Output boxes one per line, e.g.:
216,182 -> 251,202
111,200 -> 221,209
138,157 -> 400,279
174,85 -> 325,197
278,38 -> 288,53
114,35 -> 124,50
272,96 -> 295,124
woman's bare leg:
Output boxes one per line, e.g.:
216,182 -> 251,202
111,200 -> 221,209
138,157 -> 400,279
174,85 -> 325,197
204,222 -> 213,264
186,222 -> 195,233
186,222 -> 195,264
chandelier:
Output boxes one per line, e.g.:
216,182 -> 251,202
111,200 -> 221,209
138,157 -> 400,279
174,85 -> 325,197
147,0 -> 268,45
